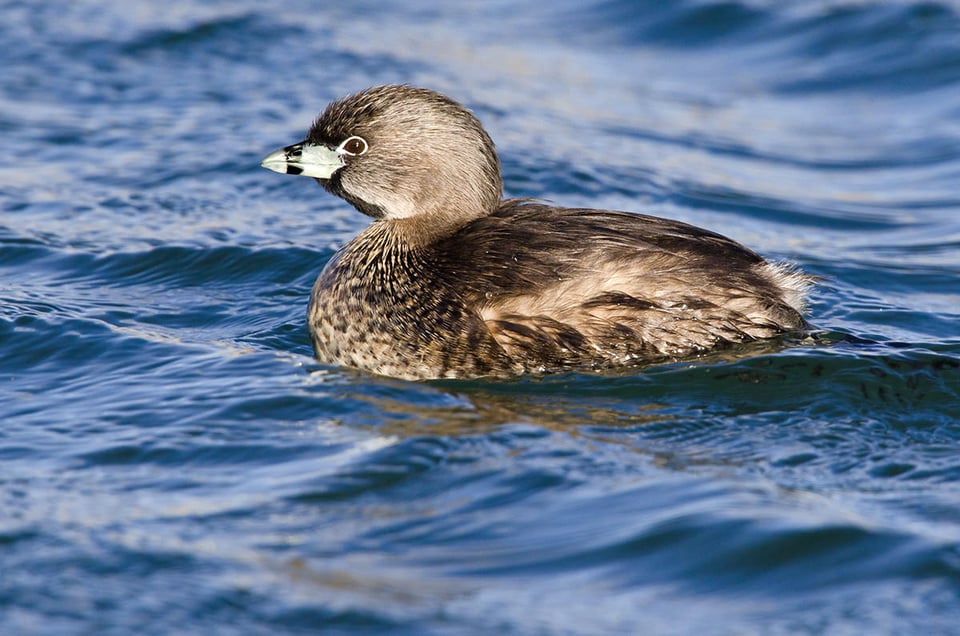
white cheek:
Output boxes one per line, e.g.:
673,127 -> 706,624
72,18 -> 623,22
364,190 -> 418,219
341,173 -> 418,219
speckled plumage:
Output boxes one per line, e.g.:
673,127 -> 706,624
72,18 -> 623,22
262,85 -> 813,380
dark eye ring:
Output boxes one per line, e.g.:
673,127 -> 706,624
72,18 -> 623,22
339,136 -> 368,156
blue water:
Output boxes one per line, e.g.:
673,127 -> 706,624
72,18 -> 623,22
3,1 -> 960,633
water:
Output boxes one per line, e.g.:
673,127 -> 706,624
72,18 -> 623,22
2,1 -> 959,633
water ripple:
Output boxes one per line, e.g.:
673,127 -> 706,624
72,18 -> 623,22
3,0 -> 960,634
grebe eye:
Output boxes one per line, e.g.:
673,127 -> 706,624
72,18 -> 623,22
339,136 -> 368,156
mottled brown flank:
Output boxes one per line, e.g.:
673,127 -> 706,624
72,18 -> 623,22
309,222 -> 519,380
285,85 -> 814,380
309,200 -> 810,380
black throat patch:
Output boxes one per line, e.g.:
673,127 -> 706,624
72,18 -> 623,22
323,172 -> 387,219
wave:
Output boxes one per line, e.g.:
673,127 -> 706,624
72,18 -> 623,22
558,0 -> 960,94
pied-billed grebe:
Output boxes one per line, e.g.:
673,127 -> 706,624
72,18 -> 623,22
262,85 -> 812,380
